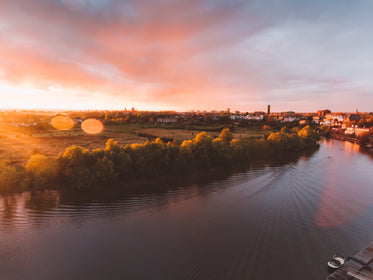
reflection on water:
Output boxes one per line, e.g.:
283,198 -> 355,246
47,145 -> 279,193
1,139 -> 373,280
315,140 -> 373,227
0,154 -> 307,231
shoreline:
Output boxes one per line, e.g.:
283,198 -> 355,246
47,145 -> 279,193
0,127 -> 320,194
329,133 -> 373,157
330,133 -> 359,144
0,147 -> 319,198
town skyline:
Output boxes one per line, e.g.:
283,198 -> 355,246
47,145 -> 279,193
0,106 -> 370,115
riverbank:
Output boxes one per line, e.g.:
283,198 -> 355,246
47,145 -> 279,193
0,127 -> 320,193
329,132 -> 373,160
330,133 -> 359,144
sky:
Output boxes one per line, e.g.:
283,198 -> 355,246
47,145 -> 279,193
0,0 -> 373,112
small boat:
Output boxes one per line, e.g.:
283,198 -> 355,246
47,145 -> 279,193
327,254 -> 346,270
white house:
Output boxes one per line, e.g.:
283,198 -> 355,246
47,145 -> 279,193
157,118 -> 177,123
282,117 -> 296,122
345,127 -> 370,136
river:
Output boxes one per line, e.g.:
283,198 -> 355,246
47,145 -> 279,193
1,139 -> 373,280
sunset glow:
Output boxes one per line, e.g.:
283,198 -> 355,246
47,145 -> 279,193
2,2 -> 373,278
1,0 -> 373,111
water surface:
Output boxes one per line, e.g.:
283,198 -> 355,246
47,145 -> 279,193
1,139 -> 373,279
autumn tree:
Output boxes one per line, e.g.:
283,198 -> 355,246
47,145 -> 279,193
219,128 -> 233,144
359,132 -> 372,147
0,160 -> 25,192
25,154 -> 59,189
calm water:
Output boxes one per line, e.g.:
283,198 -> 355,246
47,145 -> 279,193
1,139 -> 373,280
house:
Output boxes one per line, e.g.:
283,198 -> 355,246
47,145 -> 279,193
345,126 -> 370,136
246,115 -> 264,120
345,113 -> 361,122
230,115 -> 242,120
282,116 -> 296,122
230,114 -> 263,121
325,114 -> 344,122
320,120 -> 334,126
156,118 -> 177,123
342,113 -> 362,128
313,116 -> 320,124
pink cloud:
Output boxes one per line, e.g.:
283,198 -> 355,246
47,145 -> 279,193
1,0 -> 373,111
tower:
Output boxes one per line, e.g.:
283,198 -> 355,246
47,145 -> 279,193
267,105 -> 271,115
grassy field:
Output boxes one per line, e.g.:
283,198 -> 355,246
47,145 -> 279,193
0,123 -> 267,165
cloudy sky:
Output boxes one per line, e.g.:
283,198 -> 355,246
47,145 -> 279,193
0,0 -> 373,112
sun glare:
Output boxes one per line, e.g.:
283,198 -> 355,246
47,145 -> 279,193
51,116 -> 75,130
81,118 -> 104,134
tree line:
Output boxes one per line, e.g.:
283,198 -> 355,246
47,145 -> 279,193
0,127 -> 320,193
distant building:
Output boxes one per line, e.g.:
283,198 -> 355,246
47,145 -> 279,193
317,109 -> 331,117
320,120 -> 334,126
282,116 -> 296,122
230,115 -> 241,120
230,114 -> 263,121
281,111 -> 295,117
345,113 -> 361,122
156,118 -> 177,123
325,114 -> 344,122
246,115 -> 264,120
345,127 -> 369,136
319,114 -> 345,127
267,105 -> 270,115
